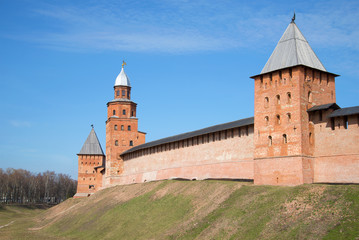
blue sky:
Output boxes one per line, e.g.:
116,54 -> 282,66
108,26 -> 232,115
1,0 -> 358,179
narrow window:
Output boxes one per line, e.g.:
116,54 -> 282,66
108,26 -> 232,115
279,71 -> 282,81
319,111 -> 323,121
276,95 -> 280,104
131,111 -> 134,117
122,90 -> 125,97
287,113 -> 291,123
123,109 -> 126,115
344,116 -> 348,129
115,140 -> 118,146
121,125 -> 124,131
283,134 -> 287,144
319,72 -> 322,85
289,68 -> 292,78
260,76 -> 263,88
129,140 -> 133,146
308,91 -> 312,103
269,73 -> 272,85
127,91 -> 130,98
265,116 -> 269,126
264,97 -> 269,108
268,136 -> 272,146
116,90 -> 120,96
114,125 -> 118,130
309,132 -> 313,145
326,74 -> 329,85
113,110 -> 116,115
287,92 -> 291,104
331,118 -> 335,130
276,115 -> 281,124
128,125 -> 131,131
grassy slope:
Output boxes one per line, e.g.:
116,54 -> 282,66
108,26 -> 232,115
1,180 -> 359,239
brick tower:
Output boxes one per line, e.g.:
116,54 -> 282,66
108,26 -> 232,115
251,17 -> 338,185
75,126 -> 105,197
105,62 -> 146,181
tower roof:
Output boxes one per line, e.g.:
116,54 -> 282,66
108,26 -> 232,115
260,20 -> 327,75
114,65 -> 131,87
78,127 -> 105,155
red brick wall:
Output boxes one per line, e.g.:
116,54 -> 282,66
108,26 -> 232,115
76,155 -> 105,196
107,126 -> 254,186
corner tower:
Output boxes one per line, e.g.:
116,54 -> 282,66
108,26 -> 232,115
105,62 -> 146,182
251,17 -> 338,185
75,126 -> 105,198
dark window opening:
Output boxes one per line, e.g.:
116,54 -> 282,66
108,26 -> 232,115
115,140 -> 118,146
331,118 -> 335,130
123,109 -> 126,115
287,113 -> 291,123
113,110 -> 116,115
265,116 -> 269,126
264,97 -> 269,108
122,90 -> 125,97
276,95 -> 280,104
268,136 -> 272,146
116,90 -> 120,96
289,68 -> 292,78
287,92 -> 291,104
121,125 -> 124,130
129,140 -> 133,146
131,111 -> 134,117
276,115 -> 281,125
309,132 -> 313,145
128,125 -> 131,131
344,116 -> 348,129
283,134 -> 287,144
114,125 -> 118,130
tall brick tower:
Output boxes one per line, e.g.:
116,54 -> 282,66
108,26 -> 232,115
75,126 -> 105,198
105,62 -> 146,182
251,17 -> 338,185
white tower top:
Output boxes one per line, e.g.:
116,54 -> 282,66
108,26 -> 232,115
114,61 -> 131,87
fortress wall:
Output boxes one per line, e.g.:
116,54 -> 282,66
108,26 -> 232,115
313,113 -> 359,183
108,125 -> 254,186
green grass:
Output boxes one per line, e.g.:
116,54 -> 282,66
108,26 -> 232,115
1,181 -> 359,240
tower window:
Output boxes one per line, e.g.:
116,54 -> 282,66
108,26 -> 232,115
276,95 -> 280,104
131,111 -> 134,117
331,118 -> 335,130
121,125 -> 124,130
276,115 -> 281,124
289,68 -> 292,78
279,71 -> 282,81
116,90 -> 120,96
128,125 -> 131,131
308,91 -> 313,103
122,90 -> 125,97
283,134 -> 287,144
309,132 -> 313,145
115,140 -> 118,146
268,136 -> 272,146
287,92 -> 291,104
127,91 -> 130,98
287,113 -> 291,123
123,109 -> 126,115
264,97 -> 269,108
265,116 -> 269,126
260,76 -> 263,88
114,125 -> 118,130
344,116 -> 348,129
129,140 -> 133,146
113,110 -> 116,115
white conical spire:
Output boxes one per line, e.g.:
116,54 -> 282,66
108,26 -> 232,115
260,19 -> 326,74
114,61 -> 131,87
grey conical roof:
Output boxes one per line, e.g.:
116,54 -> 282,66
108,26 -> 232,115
260,21 -> 326,74
78,128 -> 105,155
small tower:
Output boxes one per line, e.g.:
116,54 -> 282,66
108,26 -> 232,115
105,62 -> 146,181
251,16 -> 338,185
75,126 -> 105,198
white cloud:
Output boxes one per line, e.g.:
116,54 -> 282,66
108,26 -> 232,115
4,0 -> 359,53
9,120 -> 31,128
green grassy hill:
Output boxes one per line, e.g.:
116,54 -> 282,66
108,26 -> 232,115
1,180 -> 359,239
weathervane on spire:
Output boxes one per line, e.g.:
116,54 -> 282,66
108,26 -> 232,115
291,11 -> 296,23
122,60 -> 127,68
91,124 -> 94,129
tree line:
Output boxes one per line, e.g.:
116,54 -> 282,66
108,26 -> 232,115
0,168 -> 77,204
